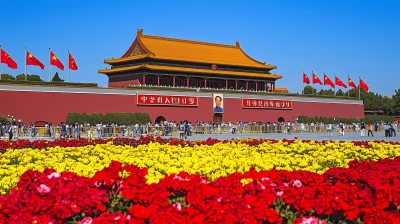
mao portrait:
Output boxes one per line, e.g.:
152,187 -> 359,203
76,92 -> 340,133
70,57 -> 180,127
213,94 -> 224,113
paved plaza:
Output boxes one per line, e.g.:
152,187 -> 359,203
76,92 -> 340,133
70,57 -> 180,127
1,131 -> 397,142
171,131 -> 397,142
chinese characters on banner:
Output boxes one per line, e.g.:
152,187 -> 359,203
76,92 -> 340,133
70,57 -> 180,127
137,94 -> 198,106
242,98 -> 293,109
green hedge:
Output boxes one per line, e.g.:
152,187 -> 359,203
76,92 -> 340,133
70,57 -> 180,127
66,112 -> 151,125
0,116 -> 8,125
126,85 -> 358,100
297,115 -> 395,124
0,80 -> 97,88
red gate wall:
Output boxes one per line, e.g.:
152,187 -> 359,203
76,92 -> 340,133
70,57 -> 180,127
0,87 -> 364,124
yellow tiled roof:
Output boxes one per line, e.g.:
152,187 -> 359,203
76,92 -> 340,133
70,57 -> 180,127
98,64 -> 282,79
104,29 -> 277,69
274,87 -> 289,93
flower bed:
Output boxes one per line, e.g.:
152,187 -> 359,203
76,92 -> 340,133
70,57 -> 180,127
0,159 -> 399,223
0,138 -> 399,223
0,138 -> 400,194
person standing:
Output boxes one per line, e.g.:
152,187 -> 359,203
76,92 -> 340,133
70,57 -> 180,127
287,121 -> 292,135
339,122 -> 344,136
96,122 -> 102,138
49,123 -> 54,139
327,123 -> 333,136
360,122 -> 366,137
74,123 -> 80,139
7,124 -> 13,141
367,123 -> 374,137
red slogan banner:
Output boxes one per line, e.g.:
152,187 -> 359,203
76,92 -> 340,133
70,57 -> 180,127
137,94 -> 198,106
242,98 -> 293,109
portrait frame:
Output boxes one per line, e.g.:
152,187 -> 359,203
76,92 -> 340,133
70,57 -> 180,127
212,93 -> 224,113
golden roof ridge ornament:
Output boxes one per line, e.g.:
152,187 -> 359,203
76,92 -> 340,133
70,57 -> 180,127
137,28 -> 143,36
235,41 -> 240,48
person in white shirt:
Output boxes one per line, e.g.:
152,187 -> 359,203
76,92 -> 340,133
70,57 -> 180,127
327,124 -> 333,136
96,122 -> 102,138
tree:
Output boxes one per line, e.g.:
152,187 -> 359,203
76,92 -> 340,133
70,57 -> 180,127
392,89 -> 400,112
380,96 -> 396,115
52,72 -> 64,82
28,74 -> 42,81
15,74 -> 43,81
0,74 -> 15,81
303,85 -> 317,95
335,89 -> 344,96
16,74 -> 27,80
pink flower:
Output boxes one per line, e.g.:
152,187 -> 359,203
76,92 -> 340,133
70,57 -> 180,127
297,216 -> 326,224
293,180 -> 303,188
47,172 -> 60,179
217,197 -> 222,202
78,217 -> 93,224
261,177 -> 270,181
37,184 -> 51,194
173,176 -> 185,181
172,202 -> 182,211
276,191 -> 284,197
283,183 -> 289,187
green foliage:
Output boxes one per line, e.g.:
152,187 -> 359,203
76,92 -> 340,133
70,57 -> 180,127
66,112 -> 151,125
335,89 -> 344,96
392,89 -> 400,112
0,116 -> 8,125
303,85 -> 317,95
297,115 -> 395,124
16,74 -> 43,81
52,72 -> 64,82
0,74 -> 15,80
16,74 -> 26,80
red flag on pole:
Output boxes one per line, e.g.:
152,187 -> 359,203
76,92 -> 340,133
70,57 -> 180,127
323,74 -> 335,88
312,72 -> 322,85
348,77 -> 357,91
360,78 -> 369,92
335,76 -> 347,88
303,72 -> 310,84
26,51 -> 45,69
50,51 -> 64,70
1,48 -> 18,69
68,52 -> 78,70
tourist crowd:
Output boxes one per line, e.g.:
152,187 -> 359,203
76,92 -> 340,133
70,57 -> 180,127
0,120 -> 398,140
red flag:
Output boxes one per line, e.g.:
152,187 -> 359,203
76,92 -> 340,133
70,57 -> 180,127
0,48 -> 18,69
68,52 -> 78,70
360,78 -> 369,92
26,51 -> 45,69
312,72 -> 322,85
50,51 -> 64,70
323,74 -> 335,88
335,76 -> 347,88
348,77 -> 357,91
302,72 -> 310,84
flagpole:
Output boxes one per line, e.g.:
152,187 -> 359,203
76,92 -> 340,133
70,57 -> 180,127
49,48 -> 51,82
68,50 -> 70,83
348,75 -> 350,97
323,72 -> 325,95
334,74 -> 336,96
0,45 -> 2,81
302,70 -> 304,95
25,47 -> 27,81
358,76 -> 361,100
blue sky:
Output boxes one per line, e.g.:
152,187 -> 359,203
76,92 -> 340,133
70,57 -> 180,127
1,0 -> 399,96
